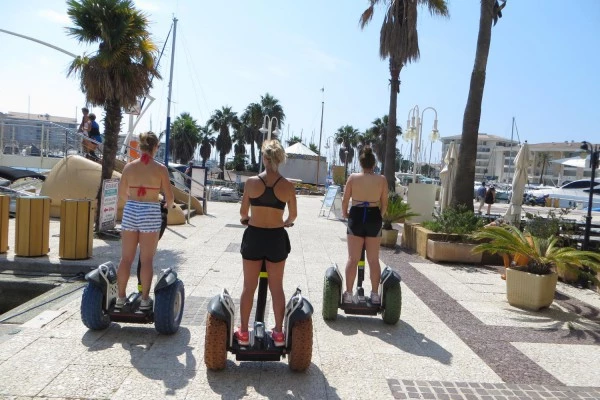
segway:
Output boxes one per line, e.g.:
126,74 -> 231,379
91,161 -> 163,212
322,246 -> 401,324
204,225 -> 314,371
80,202 -> 185,335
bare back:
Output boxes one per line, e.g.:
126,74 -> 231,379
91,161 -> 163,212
347,173 -> 386,204
118,158 -> 174,204
240,173 -> 297,228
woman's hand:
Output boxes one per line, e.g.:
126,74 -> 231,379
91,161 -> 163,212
240,217 -> 250,225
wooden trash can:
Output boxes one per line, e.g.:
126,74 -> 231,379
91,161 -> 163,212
59,199 -> 94,260
0,195 -> 9,253
15,196 -> 51,257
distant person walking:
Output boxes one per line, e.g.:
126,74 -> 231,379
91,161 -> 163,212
484,185 -> 496,216
477,181 -> 487,213
78,107 -> 91,155
86,113 -> 102,161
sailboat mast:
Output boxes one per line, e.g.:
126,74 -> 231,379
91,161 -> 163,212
163,17 -> 178,166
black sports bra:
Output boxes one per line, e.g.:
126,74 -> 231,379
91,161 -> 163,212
249,176 -> 286,210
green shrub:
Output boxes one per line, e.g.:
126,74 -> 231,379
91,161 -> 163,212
422,205 -> 485,237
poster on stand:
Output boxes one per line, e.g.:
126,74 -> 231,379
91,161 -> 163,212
99,178 -> 119,232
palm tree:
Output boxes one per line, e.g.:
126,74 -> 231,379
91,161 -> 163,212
240,102 -> 262,166
257,93 -> 285,166
537,152 -> 552,185
198,124 -> 215,168
451,0 -> 506,209
308,143 -> 319,154
335,125 -> 360,181
66,0 -> 160,229
360,0 -> 449,191
170,112 -> 200,163
207,106 -> 240,179
287,136 -> 303,147
232,125 -> 247,171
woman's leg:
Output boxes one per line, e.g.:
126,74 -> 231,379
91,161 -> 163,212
364,236 -> 382,293
138,231 -> 160,300
265,260 -> 286,332
487,203 -> 491,216
240,259 -> 263,332
117,230 -> 139,298
345,235 -> 365,293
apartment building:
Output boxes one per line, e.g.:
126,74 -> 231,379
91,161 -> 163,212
440,134 -> 519,182
440,134 -> 595,186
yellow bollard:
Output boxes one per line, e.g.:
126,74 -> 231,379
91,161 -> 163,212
59,199 -> 94,260
15,196 -> 50,257
0,195 -> 9,253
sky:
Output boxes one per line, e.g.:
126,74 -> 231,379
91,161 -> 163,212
1,0 -> 599,166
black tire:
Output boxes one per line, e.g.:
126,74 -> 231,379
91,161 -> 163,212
154,279 -> 185,335
204,313 -> 228,370
381,283 -> 401,325
288,318 -> 313,372
80,283 -> 111,330
322,276 -> 340,321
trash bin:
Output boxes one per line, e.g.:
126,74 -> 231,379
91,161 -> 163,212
15,196 -> 51,257
553,198 -> 560,208
0,195 -> 9,253
59,199 -> 94,260
545,197 -> 552,207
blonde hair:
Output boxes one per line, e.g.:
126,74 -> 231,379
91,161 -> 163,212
139,131 -> 159,152
262,139 -> 286,169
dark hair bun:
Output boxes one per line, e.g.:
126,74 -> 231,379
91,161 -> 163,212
363,147 -> 373,155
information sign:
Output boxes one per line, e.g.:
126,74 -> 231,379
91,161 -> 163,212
99,178 -> 119,232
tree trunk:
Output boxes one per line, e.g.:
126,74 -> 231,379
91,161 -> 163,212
95,99 -> 122,231
385,57 -> 402,192
451,0 -> 495,210
539,162 -> 546,184
250,141 -> 256,165
219,151 -> 226,180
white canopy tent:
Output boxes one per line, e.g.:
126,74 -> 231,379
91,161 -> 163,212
278,142 -> 327,185
551,155 -> 597,169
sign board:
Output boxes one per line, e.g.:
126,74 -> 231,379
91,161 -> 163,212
319,185 -> 343,219
99,178 -> 119,231
190,166 -> 208,212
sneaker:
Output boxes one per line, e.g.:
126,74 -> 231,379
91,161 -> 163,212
139,297 -> 153,311
234,328 -> 250,346
342,291 -> 353,304
370,291 -> 381,305
115,297 -> 126,309
271,329 -> 285,347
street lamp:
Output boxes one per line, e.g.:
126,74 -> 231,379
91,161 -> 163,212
259,116 -> 281,173
406,105 -> 439,184
580,141 -> 599,251
427,126 -> 440,177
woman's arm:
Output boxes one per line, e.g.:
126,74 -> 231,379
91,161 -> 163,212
284,181 -> 297,226
240,179 -> 251,224
341,175 -> 353,219
160,166 -> 175,208
118,170 -> 129,204
380,176 -> 389,217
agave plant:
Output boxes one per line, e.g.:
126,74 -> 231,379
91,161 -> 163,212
472,225 -> 600,281
383,193 -> 419,230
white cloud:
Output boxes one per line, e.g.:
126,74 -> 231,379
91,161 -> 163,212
38,9 -> 70,25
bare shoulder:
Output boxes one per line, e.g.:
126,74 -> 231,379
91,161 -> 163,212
280,177 -> 296,191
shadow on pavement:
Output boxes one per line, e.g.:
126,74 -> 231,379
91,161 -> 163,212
206,360 -> 341,399
326,317 -> 452,365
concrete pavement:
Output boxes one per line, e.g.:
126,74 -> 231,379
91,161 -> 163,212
0,196 -> 599,399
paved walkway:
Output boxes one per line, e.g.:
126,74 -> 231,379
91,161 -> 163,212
0,196 -> 599,399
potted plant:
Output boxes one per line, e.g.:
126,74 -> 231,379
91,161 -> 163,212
420,206 -> 485,263
472,225 -> 600,311
381,193 -> 418,248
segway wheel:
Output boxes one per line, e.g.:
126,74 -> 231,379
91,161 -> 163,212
321,277 -> 340,321
80,283 -> 111,330
204,313 -> 228,370
381,283 -> 402,325
288,318 -> 313,372
154,279 -> 185,334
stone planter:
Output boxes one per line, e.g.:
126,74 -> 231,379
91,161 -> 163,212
506,268 -> 558,311
426,239 -> 483,264
556,264 -> 579,283
401,222 -> 420,250
381,229 -> 399,248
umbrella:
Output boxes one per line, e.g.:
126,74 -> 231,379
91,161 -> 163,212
504,142 -> 530,225
439,141 -> 457,212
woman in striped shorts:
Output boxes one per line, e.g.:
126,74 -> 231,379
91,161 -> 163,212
116,131 -> 175,311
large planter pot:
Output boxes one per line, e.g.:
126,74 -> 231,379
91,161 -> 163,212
556,264 -> 579,283
381,228 -> 398,248
505,268 -> 558,311
401,222 -> 420,250
426,239 -> 483,264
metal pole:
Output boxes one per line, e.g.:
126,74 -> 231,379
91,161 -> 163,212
163,17 -> 178,167
582,145 -> 598,251
316,93 -> 325,187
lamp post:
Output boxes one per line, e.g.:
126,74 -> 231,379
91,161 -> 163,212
258,116 -> 281,173
428,129 -> 440,177
580,141 -> 599,251
406,105 -> 439,184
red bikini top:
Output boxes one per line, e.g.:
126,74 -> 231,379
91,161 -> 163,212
131,153 -> 160,196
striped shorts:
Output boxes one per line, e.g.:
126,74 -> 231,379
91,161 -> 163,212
121,201 -> 162,233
